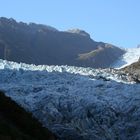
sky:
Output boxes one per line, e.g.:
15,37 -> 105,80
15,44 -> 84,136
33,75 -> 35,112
0,0 -> 140,48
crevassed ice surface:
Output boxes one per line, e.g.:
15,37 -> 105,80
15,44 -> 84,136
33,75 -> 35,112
112,47 -> 140,68
0,59 -> 140,140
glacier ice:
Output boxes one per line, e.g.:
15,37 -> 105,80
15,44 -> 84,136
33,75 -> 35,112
0,59 -> 140,140
112,47 -> 140,68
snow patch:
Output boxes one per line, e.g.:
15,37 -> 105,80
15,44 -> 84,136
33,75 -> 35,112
112,48 -> 140,68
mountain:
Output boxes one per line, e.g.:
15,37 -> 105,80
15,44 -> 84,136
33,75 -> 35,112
111,47 -> 140,68
0,17 -> 125,68
0,59 -> 140,140
0,90 -> 56,140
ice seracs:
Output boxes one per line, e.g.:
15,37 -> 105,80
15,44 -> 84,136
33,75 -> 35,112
0,59 -> 140,140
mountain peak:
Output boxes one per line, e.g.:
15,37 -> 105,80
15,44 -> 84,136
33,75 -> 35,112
0,17 -> 17,25
67,28 -> 90,37
0,17 -> 58,32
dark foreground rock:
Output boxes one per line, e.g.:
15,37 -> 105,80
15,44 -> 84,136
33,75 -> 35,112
0,91 -> 56,140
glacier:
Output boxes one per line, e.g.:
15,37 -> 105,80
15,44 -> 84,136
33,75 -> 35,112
112,47 -> 140,68
0,59 -> 140,140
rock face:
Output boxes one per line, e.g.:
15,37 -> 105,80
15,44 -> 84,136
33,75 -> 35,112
121,60 -> 140,82
0,90 -> 56,140
0,17 -> 125,68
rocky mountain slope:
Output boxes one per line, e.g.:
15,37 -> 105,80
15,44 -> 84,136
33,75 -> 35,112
0,59 -> 140,140
121,60 -> 140,82
0,90 -> 56,140
0,17 -> 125,68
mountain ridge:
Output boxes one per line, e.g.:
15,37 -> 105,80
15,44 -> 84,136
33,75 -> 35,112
0,17 -> 125,68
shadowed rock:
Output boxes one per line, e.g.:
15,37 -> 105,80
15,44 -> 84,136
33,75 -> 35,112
0,90 -> 57,140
